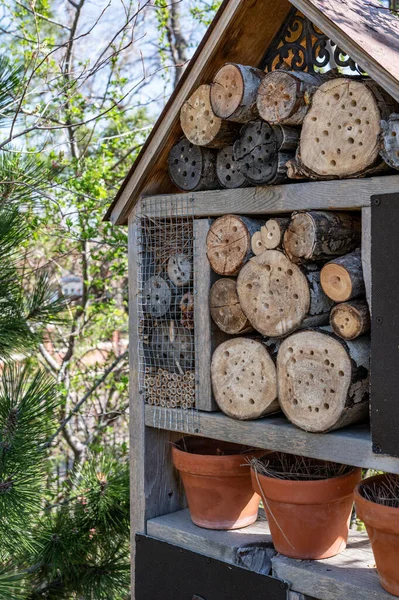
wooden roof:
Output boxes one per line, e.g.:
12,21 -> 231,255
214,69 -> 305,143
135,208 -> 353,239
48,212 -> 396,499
106,0 -> 399,225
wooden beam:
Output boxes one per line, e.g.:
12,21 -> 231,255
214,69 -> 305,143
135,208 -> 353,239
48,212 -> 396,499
139,175 -> 399,218
145,406 -> 399,474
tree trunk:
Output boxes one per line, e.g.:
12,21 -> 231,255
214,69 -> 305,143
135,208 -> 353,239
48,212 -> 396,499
256,70 -> 323,126
330,300 -> 370,340
277,329 -> 370,433
180,84 -> 239,148
211,337 -> 279,420
210,63 -> 264,123
210,278 -> 253,334
291,78 -> 397,180
236,250 -> 331,338
206,215 -> 264,276
216,145 -> 248,189
380,113 -> 399,170
283,211 -> 361,264
320,248 -> 364,302
168,138 -> 218,191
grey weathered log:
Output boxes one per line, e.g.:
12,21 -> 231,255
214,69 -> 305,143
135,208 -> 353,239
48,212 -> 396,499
320,248 -> 365,302
167,253 -> 192,287
257,70 -> 323,126
380,113 -> 399,170
277,328 -> 370,433
216,145 -> 248,189
209,278 -> 253,334
151,322 -> 194,372
143,275 -> 171,317
210,63 -> 265,123
206,214 -> 264,276
330,300 -> 370,341
283,211 -> 361,264
168,138 -> 218,191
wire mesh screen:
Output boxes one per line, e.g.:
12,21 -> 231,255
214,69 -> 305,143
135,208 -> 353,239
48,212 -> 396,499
136,196 -> 200,433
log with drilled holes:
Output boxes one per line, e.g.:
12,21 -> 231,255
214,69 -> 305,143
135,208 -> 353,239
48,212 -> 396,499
211,338 -> 279,420
180,84 -> 238,148
168,138 -> 218,191
256,70 -> 323,126
380,113 -> 399,170
277,329 -> 370,432
210,63 -> 264,123
320,248 -> 364,302
143,275 -> 172,317
167,254 -> 192,287
206,215 -> 264,276
283,211 -> 361,264
330,300 -> 370,341
209,278 -> 253,334
236,251 -> 332,338
288,78 -> 397,179
216,145 -> 247,189
251,218 -> 290,255
233,120 -> 299,185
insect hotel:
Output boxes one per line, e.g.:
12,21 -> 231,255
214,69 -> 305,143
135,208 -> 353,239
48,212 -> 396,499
106,1 -> 399,598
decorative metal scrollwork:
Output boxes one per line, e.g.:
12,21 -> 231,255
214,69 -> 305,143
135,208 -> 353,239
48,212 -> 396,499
262,7 -> 367,76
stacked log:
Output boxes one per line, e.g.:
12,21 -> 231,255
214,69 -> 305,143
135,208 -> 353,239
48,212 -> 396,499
145,367 -> 195,409
180,84 -> 239,148
206,215 -> 264,276
209,278 -> 253,334
320,249 -> 364,302
380,113 -> 399,170
236,250 -> 332,337
277,329 -> 370,433
168,138 -> 218,192
216,145 -> 247,188
256,70 -> 323,126
251,218 -> 290,254
211,338 -> 279,420
330,300 -> 370,341
233,121 -> 300,185
288,78 -> 397,180
210,63 -> 264,123
283,211 -> 361,264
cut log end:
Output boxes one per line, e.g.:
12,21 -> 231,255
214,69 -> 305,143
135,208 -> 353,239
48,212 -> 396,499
209,278 -> 253,335
380,113 -> 399,170
277,330 -> 369,433
167,254 -> 192,287
330,300 -> 370,340
210,63 -> 264,123
320,248 -> 364,302
206,215 -> 260,276
211,338 -> 278,420
143,276 -> 171,317
263,218 -> 290,250
168,139 -> 218,191
216,145 -> 247,188
237,250 -> 310,337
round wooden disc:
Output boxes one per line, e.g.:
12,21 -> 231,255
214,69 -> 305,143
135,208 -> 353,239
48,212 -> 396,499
251,231 -> 265,255
330,303 -> 363,340
257,71 -> 299,124
300,79 -> 381,177
151,324 -> 194,370
167,254 -> 192,287
210,64 -> 244,119
206,215 -> 251,276
237,250 -> 310,337
180,84 -> 222,146
216,145 -> 246,188
209,278 -> 252,334
168,139 -> 205,191
143,276 -> 171,317
211,338 -> 278,420
320,263 -> 352,302
233,121 -> 278,185
264,219 -> 282,250
277,331 -> 352,432
283,213 -> 315,263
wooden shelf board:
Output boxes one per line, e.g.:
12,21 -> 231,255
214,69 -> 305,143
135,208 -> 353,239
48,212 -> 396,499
145,406 -> 399,474
147,509 -> 390,600
140,174 -> 399,217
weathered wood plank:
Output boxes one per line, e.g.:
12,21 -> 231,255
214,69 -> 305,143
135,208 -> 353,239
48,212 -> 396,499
145,406 -> 399,474
139,174 -> 399,218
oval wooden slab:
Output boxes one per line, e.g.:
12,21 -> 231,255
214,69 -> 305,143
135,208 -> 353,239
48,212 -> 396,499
206,215 -> 253,276
209,278 -> 252,334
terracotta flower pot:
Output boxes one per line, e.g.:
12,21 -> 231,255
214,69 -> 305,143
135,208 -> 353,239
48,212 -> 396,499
172,437 -> 261,530
251,462 -> 361,559
355,474 -> 399,597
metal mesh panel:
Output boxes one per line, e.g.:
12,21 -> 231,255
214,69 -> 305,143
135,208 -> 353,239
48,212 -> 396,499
136,196 -> 200,433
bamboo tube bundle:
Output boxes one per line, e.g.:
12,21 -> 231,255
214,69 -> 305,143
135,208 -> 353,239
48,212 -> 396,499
216,145 -> 248,189
257,70 -> 323,126
209,278 -> 253,334
251,218 -> 290,255
320,249 -> 365,302
180,84 -> 239,148
233,120 -> 300,186
211,338 -> 279,420
210,63 -> 265,123
277,329 -> 370,433
206,215 -> 264,276
283,212 -> 361,264
237,250 -> 332,338
168,137 -> 218,192
287,78 -> 397,180
330,300 -> 370,341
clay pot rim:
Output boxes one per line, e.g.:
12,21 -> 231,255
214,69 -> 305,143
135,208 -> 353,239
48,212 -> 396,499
355,474 -> 399,525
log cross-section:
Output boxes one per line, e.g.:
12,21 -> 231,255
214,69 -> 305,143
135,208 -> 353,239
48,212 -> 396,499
330,300 -> 370,341
216,145 -> 247,189
210,63 -> 264,123
209,278 -> 253,334
320,248 -> 365,302
168,138 -> 218,192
